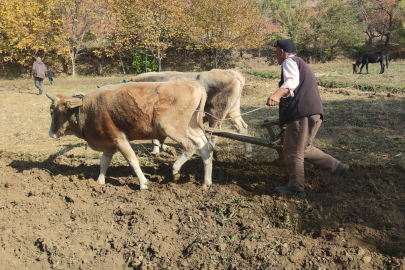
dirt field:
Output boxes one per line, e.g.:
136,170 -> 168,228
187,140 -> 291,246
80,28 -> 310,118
0,73 -> 404,270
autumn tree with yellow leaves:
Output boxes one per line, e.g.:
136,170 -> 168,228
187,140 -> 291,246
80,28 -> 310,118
0,0 -> 65,64
186,0 -> 267,68
1,0 -> 267,74
0,0 -> 113,77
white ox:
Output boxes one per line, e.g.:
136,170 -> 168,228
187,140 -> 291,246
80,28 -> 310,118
129,69 -> 253,157
46,81 -> 213,189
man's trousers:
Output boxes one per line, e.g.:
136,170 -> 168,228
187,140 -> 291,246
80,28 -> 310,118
34,77 -> 44,94
283,114 -> 340,191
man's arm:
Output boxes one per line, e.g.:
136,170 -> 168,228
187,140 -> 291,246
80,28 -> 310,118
267,57 -> 299,106
279,58 -> 299,97
266,88 -> 289,106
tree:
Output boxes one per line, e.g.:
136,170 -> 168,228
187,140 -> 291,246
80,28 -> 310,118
55,0 -> 112,77
369,0 -> 402,45
269,0 -> 312,49
112,0 -> 187,72
0,0 -> 65,64
349,0 -> 380,45
391,1 -> 405,47
187,0 -> 267,68
311,0 -> 365,60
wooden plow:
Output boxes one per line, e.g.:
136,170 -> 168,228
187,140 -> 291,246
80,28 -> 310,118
205,119 -> 286,166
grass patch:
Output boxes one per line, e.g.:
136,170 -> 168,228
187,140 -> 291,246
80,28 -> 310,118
242,60 -> 405,94
242,68 -> 279,80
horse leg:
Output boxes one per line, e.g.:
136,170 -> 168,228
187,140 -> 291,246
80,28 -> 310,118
380,61 -> 384,74
359,64 -> 365,73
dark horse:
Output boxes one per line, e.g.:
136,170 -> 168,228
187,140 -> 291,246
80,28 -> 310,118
353,52 -> 388,74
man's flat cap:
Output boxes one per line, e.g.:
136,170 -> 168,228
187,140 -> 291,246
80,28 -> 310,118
275,39 -> 296,53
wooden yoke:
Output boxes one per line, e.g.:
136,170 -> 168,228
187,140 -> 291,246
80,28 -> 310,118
66,98 -> 83,108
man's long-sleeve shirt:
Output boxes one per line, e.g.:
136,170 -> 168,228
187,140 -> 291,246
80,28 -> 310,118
279,55 -> 299,98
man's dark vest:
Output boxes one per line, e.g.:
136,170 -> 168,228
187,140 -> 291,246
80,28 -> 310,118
278,56 -> 323,127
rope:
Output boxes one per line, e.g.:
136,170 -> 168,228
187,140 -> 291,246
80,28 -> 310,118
184,105 -> 268,122
183,105 -> 269,144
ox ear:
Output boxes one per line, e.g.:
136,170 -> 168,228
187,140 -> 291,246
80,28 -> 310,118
66,98 -> 83,108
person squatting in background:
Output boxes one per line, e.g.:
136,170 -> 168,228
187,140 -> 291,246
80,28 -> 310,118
266,39 -> 349,198
31,57 -> 47,95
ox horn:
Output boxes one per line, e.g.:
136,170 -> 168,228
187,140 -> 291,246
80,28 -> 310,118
46,94 -> 58,102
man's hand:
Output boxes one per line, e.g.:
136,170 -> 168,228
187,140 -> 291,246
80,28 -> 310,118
266,88 -> 290,107
266,93 -> 281,106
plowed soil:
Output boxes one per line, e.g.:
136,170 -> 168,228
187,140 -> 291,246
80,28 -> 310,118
1,75 -> 405,270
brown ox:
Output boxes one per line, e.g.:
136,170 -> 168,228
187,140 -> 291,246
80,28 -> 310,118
129,69 -> 253,157
46,81 -> 213,190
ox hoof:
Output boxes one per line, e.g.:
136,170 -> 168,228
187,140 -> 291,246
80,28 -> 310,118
151,146 -> 160,155
96,179 -> 105,185
173,173 -> 181,182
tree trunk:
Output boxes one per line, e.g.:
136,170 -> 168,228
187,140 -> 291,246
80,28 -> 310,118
214,49 -> 219,69
145,52 -> 147,73
157,46 -> 162,72
368,34 -> 373,46
71,51 -> 76,78
59,56 -> 69,74
158,57 -> 162,72
119,52 -> 125,75
385,33 -> 390,46
259,45 -> 261,68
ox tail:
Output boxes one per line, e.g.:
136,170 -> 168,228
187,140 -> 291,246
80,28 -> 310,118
195,85 -> 215,152
196,87 -> 207,133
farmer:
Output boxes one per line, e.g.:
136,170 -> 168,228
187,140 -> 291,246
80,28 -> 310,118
47,69 -> 55,85
266,39 -> 349,197
31,57 -> 47,95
